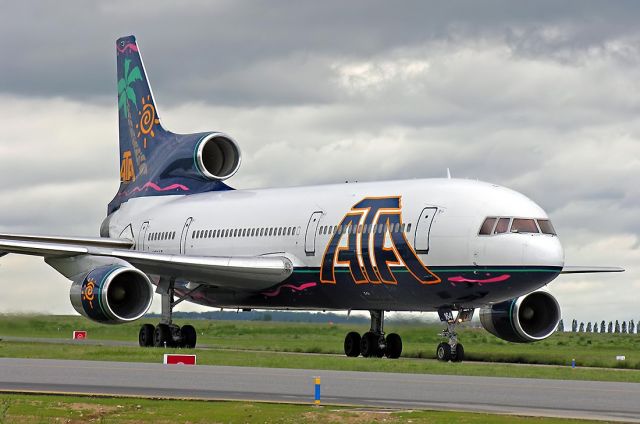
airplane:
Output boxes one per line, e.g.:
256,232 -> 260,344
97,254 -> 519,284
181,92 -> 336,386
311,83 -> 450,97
0,35 -> 623,361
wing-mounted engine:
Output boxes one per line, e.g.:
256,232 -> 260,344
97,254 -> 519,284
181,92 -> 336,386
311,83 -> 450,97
479,291 -> 561,343
69,265 -> 154,324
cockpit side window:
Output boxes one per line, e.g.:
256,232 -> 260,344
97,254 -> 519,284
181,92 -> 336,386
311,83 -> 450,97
511,218 -> 539,233
494,218 -> 510,234
537,219 -> 556,235
479,217 -> 497,235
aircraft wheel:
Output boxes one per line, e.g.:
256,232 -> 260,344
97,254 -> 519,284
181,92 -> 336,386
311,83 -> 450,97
138,324 -> 155,347
154,323 -> 171,348
344,332 -> 361,357
181,324 -> 197,348
436,342 -> 452,361
385,333 -> 402,359
360,331 -> 380,358
452,343 -> 465,362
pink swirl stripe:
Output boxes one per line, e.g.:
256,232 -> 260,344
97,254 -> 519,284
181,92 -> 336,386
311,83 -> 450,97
448,274 -> 511,284
262,282 -> 317,297
120,181 -> 190,196
117,43 -> 139,53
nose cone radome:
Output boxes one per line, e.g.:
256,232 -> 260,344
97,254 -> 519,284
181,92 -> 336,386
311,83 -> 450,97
524,235 -> 564,268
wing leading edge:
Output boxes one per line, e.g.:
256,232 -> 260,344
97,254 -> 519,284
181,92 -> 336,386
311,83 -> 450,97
0,234 -> 293,291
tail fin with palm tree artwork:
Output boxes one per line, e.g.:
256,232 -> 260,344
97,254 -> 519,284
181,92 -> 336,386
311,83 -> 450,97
109,35 -> 235,215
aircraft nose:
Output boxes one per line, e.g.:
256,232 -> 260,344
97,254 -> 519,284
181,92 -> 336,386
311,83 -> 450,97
524,235 -> 564,268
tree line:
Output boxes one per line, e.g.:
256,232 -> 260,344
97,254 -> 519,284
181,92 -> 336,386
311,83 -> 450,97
557,319 -> 638,334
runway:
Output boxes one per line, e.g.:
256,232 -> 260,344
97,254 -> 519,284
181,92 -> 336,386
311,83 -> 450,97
0,358 -> 639,421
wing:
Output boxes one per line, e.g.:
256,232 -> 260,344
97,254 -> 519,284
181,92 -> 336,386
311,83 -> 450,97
0,233 -> 293,291
561,266 -> 625,274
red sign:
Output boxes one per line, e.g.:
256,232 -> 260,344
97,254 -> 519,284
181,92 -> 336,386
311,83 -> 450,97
163,354 -> 196,365
73,331 -> 87,340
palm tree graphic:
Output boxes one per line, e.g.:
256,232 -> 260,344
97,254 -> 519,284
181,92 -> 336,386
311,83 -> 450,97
118,59 -> 142,118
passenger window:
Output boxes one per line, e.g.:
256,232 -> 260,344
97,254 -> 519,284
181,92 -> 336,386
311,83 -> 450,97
511,218 -> 539,234
406,223 -> 412,232
479,217 -> 497,235
400,223 -> 405,233
494,218 -> 510,234
537,219 -> 556,235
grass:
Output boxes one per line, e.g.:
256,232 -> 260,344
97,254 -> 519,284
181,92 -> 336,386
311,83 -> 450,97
1,315 -> 638,369
0,393 -> 606,423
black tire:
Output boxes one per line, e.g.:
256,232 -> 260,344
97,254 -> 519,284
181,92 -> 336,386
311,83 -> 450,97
360,332 -> 380,358
181,324 -> 197,349
385,333 -> 402,359
452,343 -> 464,362
139,324 -> 155,347
154,323 -> 171,348
436,342 -> 452,361
344,332 -> 361,357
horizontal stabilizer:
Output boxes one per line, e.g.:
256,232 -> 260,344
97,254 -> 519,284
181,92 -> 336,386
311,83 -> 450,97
561,266 -> 625,274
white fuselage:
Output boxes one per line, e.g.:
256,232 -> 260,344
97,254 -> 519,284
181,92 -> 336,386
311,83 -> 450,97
104,178 -> 565,310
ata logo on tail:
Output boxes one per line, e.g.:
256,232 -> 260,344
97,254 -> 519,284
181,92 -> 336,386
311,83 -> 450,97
120,151 -> 135,182
320,197 -> 441,285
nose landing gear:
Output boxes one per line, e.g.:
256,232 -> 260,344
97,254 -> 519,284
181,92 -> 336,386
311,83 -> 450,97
436,308 -> 474,362
138,278 -> 202,349
343,310 -> 403,359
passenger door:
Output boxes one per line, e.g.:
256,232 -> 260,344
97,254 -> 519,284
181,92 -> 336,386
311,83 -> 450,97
138,221 -> 149,251
180,217 -> 193,254
304,211 -> 323,256
414,207 -> 437,254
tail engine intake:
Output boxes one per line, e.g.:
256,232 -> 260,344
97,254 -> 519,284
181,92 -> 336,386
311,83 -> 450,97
70,265 -> 153,324
480,291 -> 561,343
195,133 -> 241,181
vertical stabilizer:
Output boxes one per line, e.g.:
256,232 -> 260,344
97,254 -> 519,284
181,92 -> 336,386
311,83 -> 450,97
108,36 -> 233,215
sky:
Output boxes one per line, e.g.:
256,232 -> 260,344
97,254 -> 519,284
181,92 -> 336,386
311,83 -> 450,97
0,1 -> 638,323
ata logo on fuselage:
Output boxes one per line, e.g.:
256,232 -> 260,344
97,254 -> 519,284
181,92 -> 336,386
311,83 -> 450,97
320,197 -> 441,285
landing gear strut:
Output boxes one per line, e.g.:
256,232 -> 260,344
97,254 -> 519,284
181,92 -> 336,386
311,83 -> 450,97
436,308 -> 474,362
343,310 -> 403,359
138,278 -> 201,348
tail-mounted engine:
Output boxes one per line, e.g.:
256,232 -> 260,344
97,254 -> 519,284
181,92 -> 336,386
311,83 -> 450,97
479,291 -> 561,343
69,265 -> 153,324
194,132 -> 241,181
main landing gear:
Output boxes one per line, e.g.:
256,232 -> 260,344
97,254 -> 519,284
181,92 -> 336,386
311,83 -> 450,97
138,278 -> 201,349
436,308 -> 474,362
343,310 -> 403,359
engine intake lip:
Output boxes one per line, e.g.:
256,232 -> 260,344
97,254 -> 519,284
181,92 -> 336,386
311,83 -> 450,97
512,291 -> 560,341
101,267 -> 153,322
195,132 -> 242,181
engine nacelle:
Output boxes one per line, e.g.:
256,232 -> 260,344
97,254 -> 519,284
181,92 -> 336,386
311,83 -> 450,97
69,265 -> 153,324
480,291 -> 561,343
195,132 -> 241,181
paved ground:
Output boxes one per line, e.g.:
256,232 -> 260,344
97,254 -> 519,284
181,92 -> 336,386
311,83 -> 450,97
0,358 -> 639,422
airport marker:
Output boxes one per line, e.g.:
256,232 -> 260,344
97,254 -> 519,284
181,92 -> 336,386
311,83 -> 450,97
314,377 -> 321,405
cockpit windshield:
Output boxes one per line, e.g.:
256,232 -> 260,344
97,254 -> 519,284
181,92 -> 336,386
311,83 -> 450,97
536,219 -> 556,235
478,217 -> 557,236
511,218 -> 538,233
